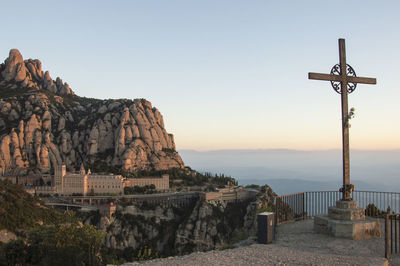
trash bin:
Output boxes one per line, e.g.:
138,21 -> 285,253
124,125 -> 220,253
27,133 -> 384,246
257,212 -> 275,244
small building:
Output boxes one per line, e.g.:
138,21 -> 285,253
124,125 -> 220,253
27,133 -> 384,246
0,176 -> 16,183
35,186 -> 56,195
62,173 -> 88,195
1,175 -> 42,186
203,186 -> 257,202
86,174 -> 123,195
124,174 -> 169,191
204,191 -> 221,201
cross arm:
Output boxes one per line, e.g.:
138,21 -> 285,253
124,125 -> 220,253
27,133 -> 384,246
347,76 -> 376,85
308,73 -> 342,82
309,72 -> 377,85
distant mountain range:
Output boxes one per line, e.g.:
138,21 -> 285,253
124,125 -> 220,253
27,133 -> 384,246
179,149 -> 400,194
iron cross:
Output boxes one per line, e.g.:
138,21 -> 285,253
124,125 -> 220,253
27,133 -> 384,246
308,39 -> 376,201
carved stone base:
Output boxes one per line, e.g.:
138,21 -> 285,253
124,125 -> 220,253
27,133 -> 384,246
314,215 -> 381,240
328,206 -> 365,221
313,200 -> 381,240
336,200 -> 357,209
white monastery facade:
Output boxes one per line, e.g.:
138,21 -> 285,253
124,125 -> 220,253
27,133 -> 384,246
54,164 -> 124,195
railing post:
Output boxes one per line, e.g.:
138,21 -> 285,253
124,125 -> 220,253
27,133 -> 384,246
386,214 -> 390,259
303,192 -> 305,220
396,215 -> 399,253
275,197 -> 278,225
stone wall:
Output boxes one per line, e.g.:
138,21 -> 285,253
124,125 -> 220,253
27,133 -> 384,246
125,174 -> 169,190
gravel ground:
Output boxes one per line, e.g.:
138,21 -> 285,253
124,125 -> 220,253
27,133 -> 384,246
122,218 -> 394,266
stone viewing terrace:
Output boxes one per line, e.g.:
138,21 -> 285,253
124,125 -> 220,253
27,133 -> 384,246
119,189 -> 399,265
274,190 -> 400,261
122,219 -> 391,265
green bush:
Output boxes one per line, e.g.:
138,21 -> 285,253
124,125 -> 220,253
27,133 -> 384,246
257,205 -> 274,214
245,184 -> 260,190
0,222 -> 105,265
229,228 -> 248,244
365,203 -> 392,217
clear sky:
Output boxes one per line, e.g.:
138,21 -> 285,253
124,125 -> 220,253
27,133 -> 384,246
1,1 -> 399,150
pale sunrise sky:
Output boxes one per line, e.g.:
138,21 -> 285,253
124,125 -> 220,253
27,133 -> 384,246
1,1 -> 399,150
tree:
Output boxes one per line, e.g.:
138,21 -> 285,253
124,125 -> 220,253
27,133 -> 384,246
27,223 -> 105,265
0,239 -> 27,266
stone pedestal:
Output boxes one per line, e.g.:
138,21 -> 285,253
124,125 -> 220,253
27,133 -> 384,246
314,200 -> 381,240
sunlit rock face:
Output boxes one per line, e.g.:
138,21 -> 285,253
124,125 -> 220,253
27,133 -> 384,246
1,49 -> 74,95
0,49 -> 184,175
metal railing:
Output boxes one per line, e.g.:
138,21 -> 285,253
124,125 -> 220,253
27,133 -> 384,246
385,214 -> 400,258
275,190 -> 400,225
275,192 -> 305,224
354,191 -> 400,216
304,191 -> 341,217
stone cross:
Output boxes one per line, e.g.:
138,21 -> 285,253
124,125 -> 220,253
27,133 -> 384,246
308,39 -> 376,201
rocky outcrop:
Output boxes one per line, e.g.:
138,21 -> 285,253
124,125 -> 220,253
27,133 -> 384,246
173,199 -> 228,253
0,229 -> 17,243
99,186 -> 276,256
0,49 -> 74,95
174,186 -> 276,254
101,204 -> 180,253
0,49 -> 184,175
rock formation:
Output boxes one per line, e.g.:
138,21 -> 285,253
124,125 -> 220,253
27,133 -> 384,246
1,49 -> 74,95
98,186 -> 276,256
0,49 -> 184,175
173,186 -> 276,253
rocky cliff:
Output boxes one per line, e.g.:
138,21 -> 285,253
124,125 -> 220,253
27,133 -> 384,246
98,186 -> 276,257
0,49 -> 184,175
174,185 -> 276,253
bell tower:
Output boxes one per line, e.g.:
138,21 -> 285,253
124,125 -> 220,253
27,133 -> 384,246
79,163 -> 86,175
54,164 -> 66,194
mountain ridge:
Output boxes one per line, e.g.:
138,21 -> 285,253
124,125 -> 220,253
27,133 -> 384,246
0,49 -> 184,175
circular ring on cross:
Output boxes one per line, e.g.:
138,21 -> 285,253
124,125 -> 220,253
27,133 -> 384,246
330,64 -> 357,94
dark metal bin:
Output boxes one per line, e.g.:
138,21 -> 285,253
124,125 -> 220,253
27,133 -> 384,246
257,212 -> 275,244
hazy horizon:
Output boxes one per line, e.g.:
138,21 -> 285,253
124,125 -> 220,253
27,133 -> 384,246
179,149 -> 400,195
180,148 -> 400,152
